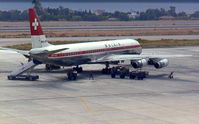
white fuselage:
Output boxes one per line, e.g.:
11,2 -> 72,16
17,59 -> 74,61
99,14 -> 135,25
31,39 -> 142,66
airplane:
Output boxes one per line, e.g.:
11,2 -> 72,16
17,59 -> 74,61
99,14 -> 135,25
0,8 -> 190,81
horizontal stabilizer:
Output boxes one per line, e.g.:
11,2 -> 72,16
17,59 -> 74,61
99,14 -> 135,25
0,47 -> 30,58
30,48 -> 69,55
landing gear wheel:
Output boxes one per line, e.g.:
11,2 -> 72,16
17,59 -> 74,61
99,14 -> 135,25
78,67 -> 83,73
101,68 -> 111,74
102,62 -> 111,74
29,76 -> 33,81
67,71 -> 78,81
110,67 -> 117,78
129,75 -> 136,79
120,74 -> 125,79
111,74 -> 116,78
46,64 -> 61,71
73,74 -> 77,80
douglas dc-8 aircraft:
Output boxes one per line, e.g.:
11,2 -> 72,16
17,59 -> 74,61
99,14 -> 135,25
0,8 -> 189,80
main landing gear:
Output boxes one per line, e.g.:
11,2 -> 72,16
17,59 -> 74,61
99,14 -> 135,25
45,64 -> 61,71
67,70 -> 78,80
101,62 -> 111,74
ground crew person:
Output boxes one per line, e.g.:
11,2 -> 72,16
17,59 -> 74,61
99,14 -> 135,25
89,73 -> 94,80
168,71 -> 174,79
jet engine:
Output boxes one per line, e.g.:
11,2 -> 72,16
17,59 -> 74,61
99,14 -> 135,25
153,58 -> 169,69
131,59 -> 147,68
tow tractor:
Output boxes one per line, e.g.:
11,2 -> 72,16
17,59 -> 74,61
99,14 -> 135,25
67,69 -> 78,80
110,66 -> 149,80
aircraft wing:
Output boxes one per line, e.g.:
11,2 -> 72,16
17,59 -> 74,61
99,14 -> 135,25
95,53 -> 192,62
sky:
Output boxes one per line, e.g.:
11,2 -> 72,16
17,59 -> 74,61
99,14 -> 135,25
0,0 -> 198,2
0,0 -> 198,13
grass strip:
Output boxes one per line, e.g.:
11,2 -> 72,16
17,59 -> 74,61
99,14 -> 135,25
5,39 -> 199,50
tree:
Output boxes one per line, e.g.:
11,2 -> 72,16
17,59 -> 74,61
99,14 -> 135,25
191,11 -> 199,19
32,0 -> 43,16
113,11 -> 129,21
177,12 -> 188,19
138,9 -> 162,20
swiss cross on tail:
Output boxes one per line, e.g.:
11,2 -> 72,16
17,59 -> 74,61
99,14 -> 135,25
32,18 -> 39,31
29,8 -> 43,35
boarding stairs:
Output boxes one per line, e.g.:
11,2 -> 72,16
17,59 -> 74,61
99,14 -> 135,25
7,60 -> 39,81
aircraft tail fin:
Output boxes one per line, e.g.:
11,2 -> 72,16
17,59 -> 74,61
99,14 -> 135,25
29,8 -> 51,48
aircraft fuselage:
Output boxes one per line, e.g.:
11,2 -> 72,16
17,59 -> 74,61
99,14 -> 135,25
31,39 -> 142,66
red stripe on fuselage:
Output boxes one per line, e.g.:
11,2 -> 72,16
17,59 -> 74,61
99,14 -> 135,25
48,45 -> 141,58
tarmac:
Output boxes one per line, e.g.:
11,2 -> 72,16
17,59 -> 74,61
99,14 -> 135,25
0,46 -> 199,124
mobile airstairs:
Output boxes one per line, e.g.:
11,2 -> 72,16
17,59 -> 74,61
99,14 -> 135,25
7,60 -> 39,81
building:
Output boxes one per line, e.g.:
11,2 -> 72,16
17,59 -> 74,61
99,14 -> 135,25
94,9 -> 105,16
159,16 -> 175,20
